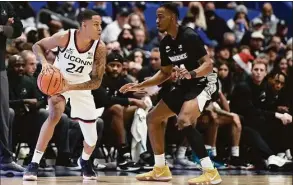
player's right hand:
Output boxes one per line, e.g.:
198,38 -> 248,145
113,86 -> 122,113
119,83 -> 143,94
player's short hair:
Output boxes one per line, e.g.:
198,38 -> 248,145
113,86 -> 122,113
160,3 -> 179,19
77,9 -> 99,25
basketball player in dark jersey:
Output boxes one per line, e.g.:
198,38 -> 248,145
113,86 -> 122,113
120,3 -> 222,185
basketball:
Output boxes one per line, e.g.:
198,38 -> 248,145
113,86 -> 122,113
37,67 -> 64,96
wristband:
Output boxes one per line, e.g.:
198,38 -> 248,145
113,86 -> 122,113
189,71 -> 197,78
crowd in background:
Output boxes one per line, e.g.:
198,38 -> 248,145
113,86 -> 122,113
1,1 -> 293,173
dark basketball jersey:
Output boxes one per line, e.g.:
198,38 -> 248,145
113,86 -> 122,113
159,26 -> 208,88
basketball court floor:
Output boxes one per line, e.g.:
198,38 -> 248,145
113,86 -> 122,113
1,170 -> 292,185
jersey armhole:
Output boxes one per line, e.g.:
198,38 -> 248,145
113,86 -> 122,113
59,30 -> 71,53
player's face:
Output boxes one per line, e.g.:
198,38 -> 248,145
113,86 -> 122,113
252,64 -> 267,84
83,15 -> 102,40
156,7 -> 172,33
106,62 -> 123,78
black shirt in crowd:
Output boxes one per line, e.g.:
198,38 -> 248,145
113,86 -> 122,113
8,75 -> 43,115
159,26 -> 208,88
230,78 -> 275,120
92,74 -> 134,109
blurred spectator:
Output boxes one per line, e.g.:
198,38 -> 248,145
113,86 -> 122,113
187,2 -> 207,30
265,45 -> 278,73
253,3 -> 279,38
249,31 -> 264,57
145,31 -> 166,51
117,28 -> 136,57
137,48 -> 161,83
204,2 -> 232,43
274,57 -> 289,76
129,12 -> 146,30
215,45 -> 231,63
216,60 -> 233,99
133,28 -> 147,50
241,18 -> 264,46
133,1 -> 146,21
101,7 -> 131,43
227,5 -> 250,43
20,50 -> 37,77
276,20 -> 289,45
92,2 -> 113,30
58,2 -> 78,21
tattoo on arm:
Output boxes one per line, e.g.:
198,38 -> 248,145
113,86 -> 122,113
69,42 -> 106,90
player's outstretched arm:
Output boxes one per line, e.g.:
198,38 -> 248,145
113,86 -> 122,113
68,41 -> 106,91
120,65 -> 172,93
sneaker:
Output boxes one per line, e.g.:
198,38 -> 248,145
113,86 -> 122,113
187,168 -> 222,185
117,153 -> 140,172
0,161 -> 25,176
55,158 -> 81,171
192,152 -> 228,170
23,155 -> 53,171
138,152 -> 154,170
136,165 -> 172,181
267,155 -> 293,171
78,158 -> 97,180
23,163 -> 39,181
174,157 -> 201,170
229,156 -> 255,170
93,159 -> 106,171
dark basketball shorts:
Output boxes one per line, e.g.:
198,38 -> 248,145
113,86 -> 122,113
162,79 -> 218,115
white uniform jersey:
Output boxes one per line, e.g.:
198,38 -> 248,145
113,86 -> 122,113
54,29 -> 100,84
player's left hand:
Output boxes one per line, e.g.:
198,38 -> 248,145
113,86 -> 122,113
175,66 -> 191,80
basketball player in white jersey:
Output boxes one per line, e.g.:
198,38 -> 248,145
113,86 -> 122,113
23,10 -> 106,181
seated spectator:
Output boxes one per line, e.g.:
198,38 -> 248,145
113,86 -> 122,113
92,51 -> 147,171
274,57 -> 289,76
204,2 -> 231,43
241,18 -> 264,46
253,3 -> 279,38
230,60 -> 292,170
117,28 -> 136,57
101,7 -> 131,43
217,61 -> 234,99
215,45 -> 231,64
187,2 -> 207,30
249,31 -> 265,57
133,28 -> 148,50
227,5 -> 250,43
276,20 -> 289,45
265,45 -> 278,73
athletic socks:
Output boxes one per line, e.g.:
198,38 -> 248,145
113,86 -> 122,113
82,149 -> 91,160
182,125 -> 208,159
177,146 -> 187,159
231,146 -> 240,157
200,157 -> 215,169
31,150 -> 44,164
154,153 -> 166,167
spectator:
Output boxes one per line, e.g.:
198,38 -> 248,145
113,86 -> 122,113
230,61 -> 292,164
227,5 -> 250,43
275,57 -> 289,76
217,60 -> 233,99
204,2 -> 231,43
133,28 -> 147,50
265,45 -> 278,73
20,50 -> 37,77
0,2 -> 24,174
93,51 -> 146,171
215,45 -> 231,63
187,2 -> 207,30
128,48 -> 146,67
276,20 -> 289,45
249,31 -> 264,57
117,28 -> 136,57
101,7 -> 131,43
253,3 -> 279,38
92,2 -> 113,30
241,18 -> 264,46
